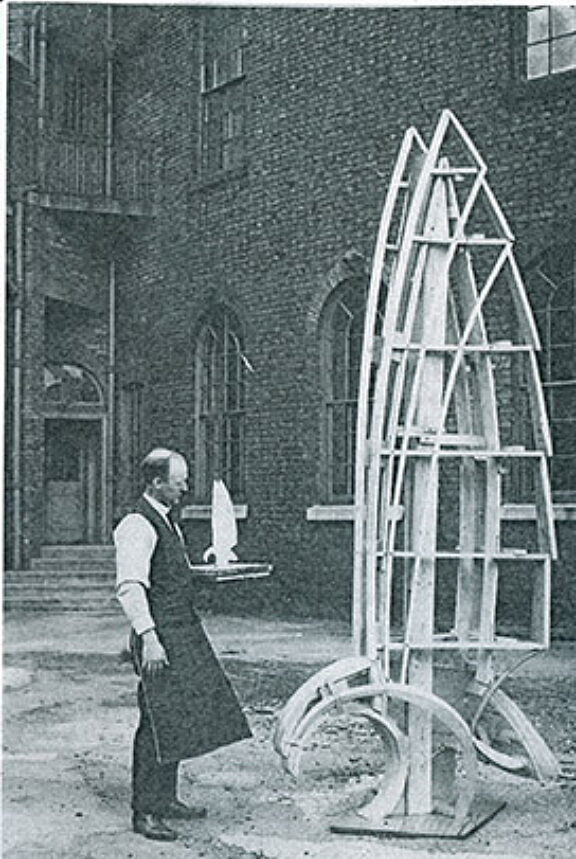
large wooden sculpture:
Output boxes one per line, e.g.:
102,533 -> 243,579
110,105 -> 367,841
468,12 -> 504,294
275,111 -> 559,838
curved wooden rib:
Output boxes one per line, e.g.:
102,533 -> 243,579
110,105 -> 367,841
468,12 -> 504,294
273,657 -> 373,760
283,678 -> 478,827
354,708 -> 409,822
468,682 -> 560,781
354,128 -> 427,657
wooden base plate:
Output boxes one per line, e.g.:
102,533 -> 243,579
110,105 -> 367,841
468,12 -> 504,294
188,562 -> 273,582
330,799 -> 505,839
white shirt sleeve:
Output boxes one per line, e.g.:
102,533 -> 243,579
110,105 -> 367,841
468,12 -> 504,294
114,513 -> 158,636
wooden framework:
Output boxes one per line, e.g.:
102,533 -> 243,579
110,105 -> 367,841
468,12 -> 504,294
275,111 -> 559,838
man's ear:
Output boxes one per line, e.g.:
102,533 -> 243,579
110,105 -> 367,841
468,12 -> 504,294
152,476 -> 164,489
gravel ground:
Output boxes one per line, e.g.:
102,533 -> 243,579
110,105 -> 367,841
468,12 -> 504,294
3,611 -> 576,859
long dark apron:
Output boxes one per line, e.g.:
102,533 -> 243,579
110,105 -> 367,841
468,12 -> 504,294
131,499 -> 251,764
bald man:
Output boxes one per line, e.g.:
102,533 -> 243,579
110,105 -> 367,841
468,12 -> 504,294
115,448 -> 251,841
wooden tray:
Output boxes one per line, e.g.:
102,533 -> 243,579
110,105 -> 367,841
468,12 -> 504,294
188,562 -> 273,582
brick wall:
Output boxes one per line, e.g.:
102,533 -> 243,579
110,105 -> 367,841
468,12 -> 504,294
107,6 -> 576,628
7,5 -> 575,630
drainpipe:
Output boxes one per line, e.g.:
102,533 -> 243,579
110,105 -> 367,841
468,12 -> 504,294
105,6 -> 114,199
12,201 -> 25,570
105,259 -> 116,540
37,6 -> 47,189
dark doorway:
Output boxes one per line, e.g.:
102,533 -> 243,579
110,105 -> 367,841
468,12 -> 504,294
44,419 -> 102,544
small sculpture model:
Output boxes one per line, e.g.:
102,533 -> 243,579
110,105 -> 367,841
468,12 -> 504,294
189,479 -> 272,582
275,110 -> 559,838
203,479 -> 239,566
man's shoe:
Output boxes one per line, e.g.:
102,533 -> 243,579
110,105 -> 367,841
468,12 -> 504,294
132,812 -> 177,841
163,799 -> 207,820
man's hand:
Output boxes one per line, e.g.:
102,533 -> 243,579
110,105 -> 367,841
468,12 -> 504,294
141,629 -> 169,676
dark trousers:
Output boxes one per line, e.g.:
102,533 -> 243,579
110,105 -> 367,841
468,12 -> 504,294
132,683 -> 179,814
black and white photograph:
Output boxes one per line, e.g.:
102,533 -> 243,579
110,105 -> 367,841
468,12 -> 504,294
3,1 -> 576,856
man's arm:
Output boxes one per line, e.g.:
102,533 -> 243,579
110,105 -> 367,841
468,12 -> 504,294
114,514 -> 169,673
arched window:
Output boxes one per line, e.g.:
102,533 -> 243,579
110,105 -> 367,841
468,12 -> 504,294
43,362 -> 103,407
529,243 -> 576,501
320,279 -> 368,502
194,307 -> 246,500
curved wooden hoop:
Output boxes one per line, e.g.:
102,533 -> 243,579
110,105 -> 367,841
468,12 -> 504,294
468,682 -> 560,781
353,706 -> 409,822
273,657 -> 374,759
283,679 -> 478,827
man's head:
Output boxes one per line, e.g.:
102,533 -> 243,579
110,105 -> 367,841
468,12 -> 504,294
141,448 -> 189,508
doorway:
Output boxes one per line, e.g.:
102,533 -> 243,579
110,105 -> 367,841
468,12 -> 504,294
44,419 -> 102,544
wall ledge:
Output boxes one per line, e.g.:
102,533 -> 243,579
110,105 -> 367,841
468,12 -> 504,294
307,503 -> 576,523
502,504 -> 576,522
306,505 -> 356,521
181,504 -> 248,521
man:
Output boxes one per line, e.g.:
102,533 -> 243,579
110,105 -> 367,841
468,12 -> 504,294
115,448 -> 251,841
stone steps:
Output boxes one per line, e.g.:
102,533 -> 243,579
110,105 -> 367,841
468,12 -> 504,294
31,558 -> 116,571
5,545 -> 119,613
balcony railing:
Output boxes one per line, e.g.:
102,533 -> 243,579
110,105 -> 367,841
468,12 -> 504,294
40,134 -> 156,206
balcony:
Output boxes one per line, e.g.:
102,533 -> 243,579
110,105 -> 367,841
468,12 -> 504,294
28,134 -> 158,216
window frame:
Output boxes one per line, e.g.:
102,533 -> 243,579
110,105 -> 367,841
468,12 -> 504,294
198,13 -> 247,181
528,243 -> 576,503
319,278 -> 370,504
193,307 -> 246,502
526,5 -> 576,80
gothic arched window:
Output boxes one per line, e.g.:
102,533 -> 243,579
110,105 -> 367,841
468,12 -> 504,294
320,279 -> 368,502
530,243 -> 576,501
194,307 -> 246,501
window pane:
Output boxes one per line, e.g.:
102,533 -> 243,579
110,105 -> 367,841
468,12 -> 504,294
528,6 -> 550,43
330,402 -> 356,497
551,6 -> 576,37
527,42 -> 550,78
549,308 -> 575,344
196,313 -> 245,498
551,418 -> 576,456
551,455 -> 576,491
552,33 -> 576,72
547,383 -> 576,420
550,345 -> 575,380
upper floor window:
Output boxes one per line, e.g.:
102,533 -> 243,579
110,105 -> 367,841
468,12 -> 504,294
194,307 -> 246,501
530,243 -> 576,500
48,62 -> 106,139
201,21 -> 245,92
527,5 -> 576,79
320,280 -> 368,502
199,14 -> 246,177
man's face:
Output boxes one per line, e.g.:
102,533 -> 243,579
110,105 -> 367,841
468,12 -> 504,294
155,455 -> 189,507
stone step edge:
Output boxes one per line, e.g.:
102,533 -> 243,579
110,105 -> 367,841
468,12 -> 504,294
5,571 -> 115,582
40,545 -> 114,554
5,583 -> 114,591
4,603 -> 120,612
32,560 -> 116,570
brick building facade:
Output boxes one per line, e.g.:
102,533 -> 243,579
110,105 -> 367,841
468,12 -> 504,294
5,4 -> 576,631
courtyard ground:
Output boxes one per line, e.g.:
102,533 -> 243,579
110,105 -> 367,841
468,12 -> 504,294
3,608 -> 576,859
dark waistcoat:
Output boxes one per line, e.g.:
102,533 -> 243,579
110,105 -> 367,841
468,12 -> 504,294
131,497 -> 252,764
133,497 -> 199,629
